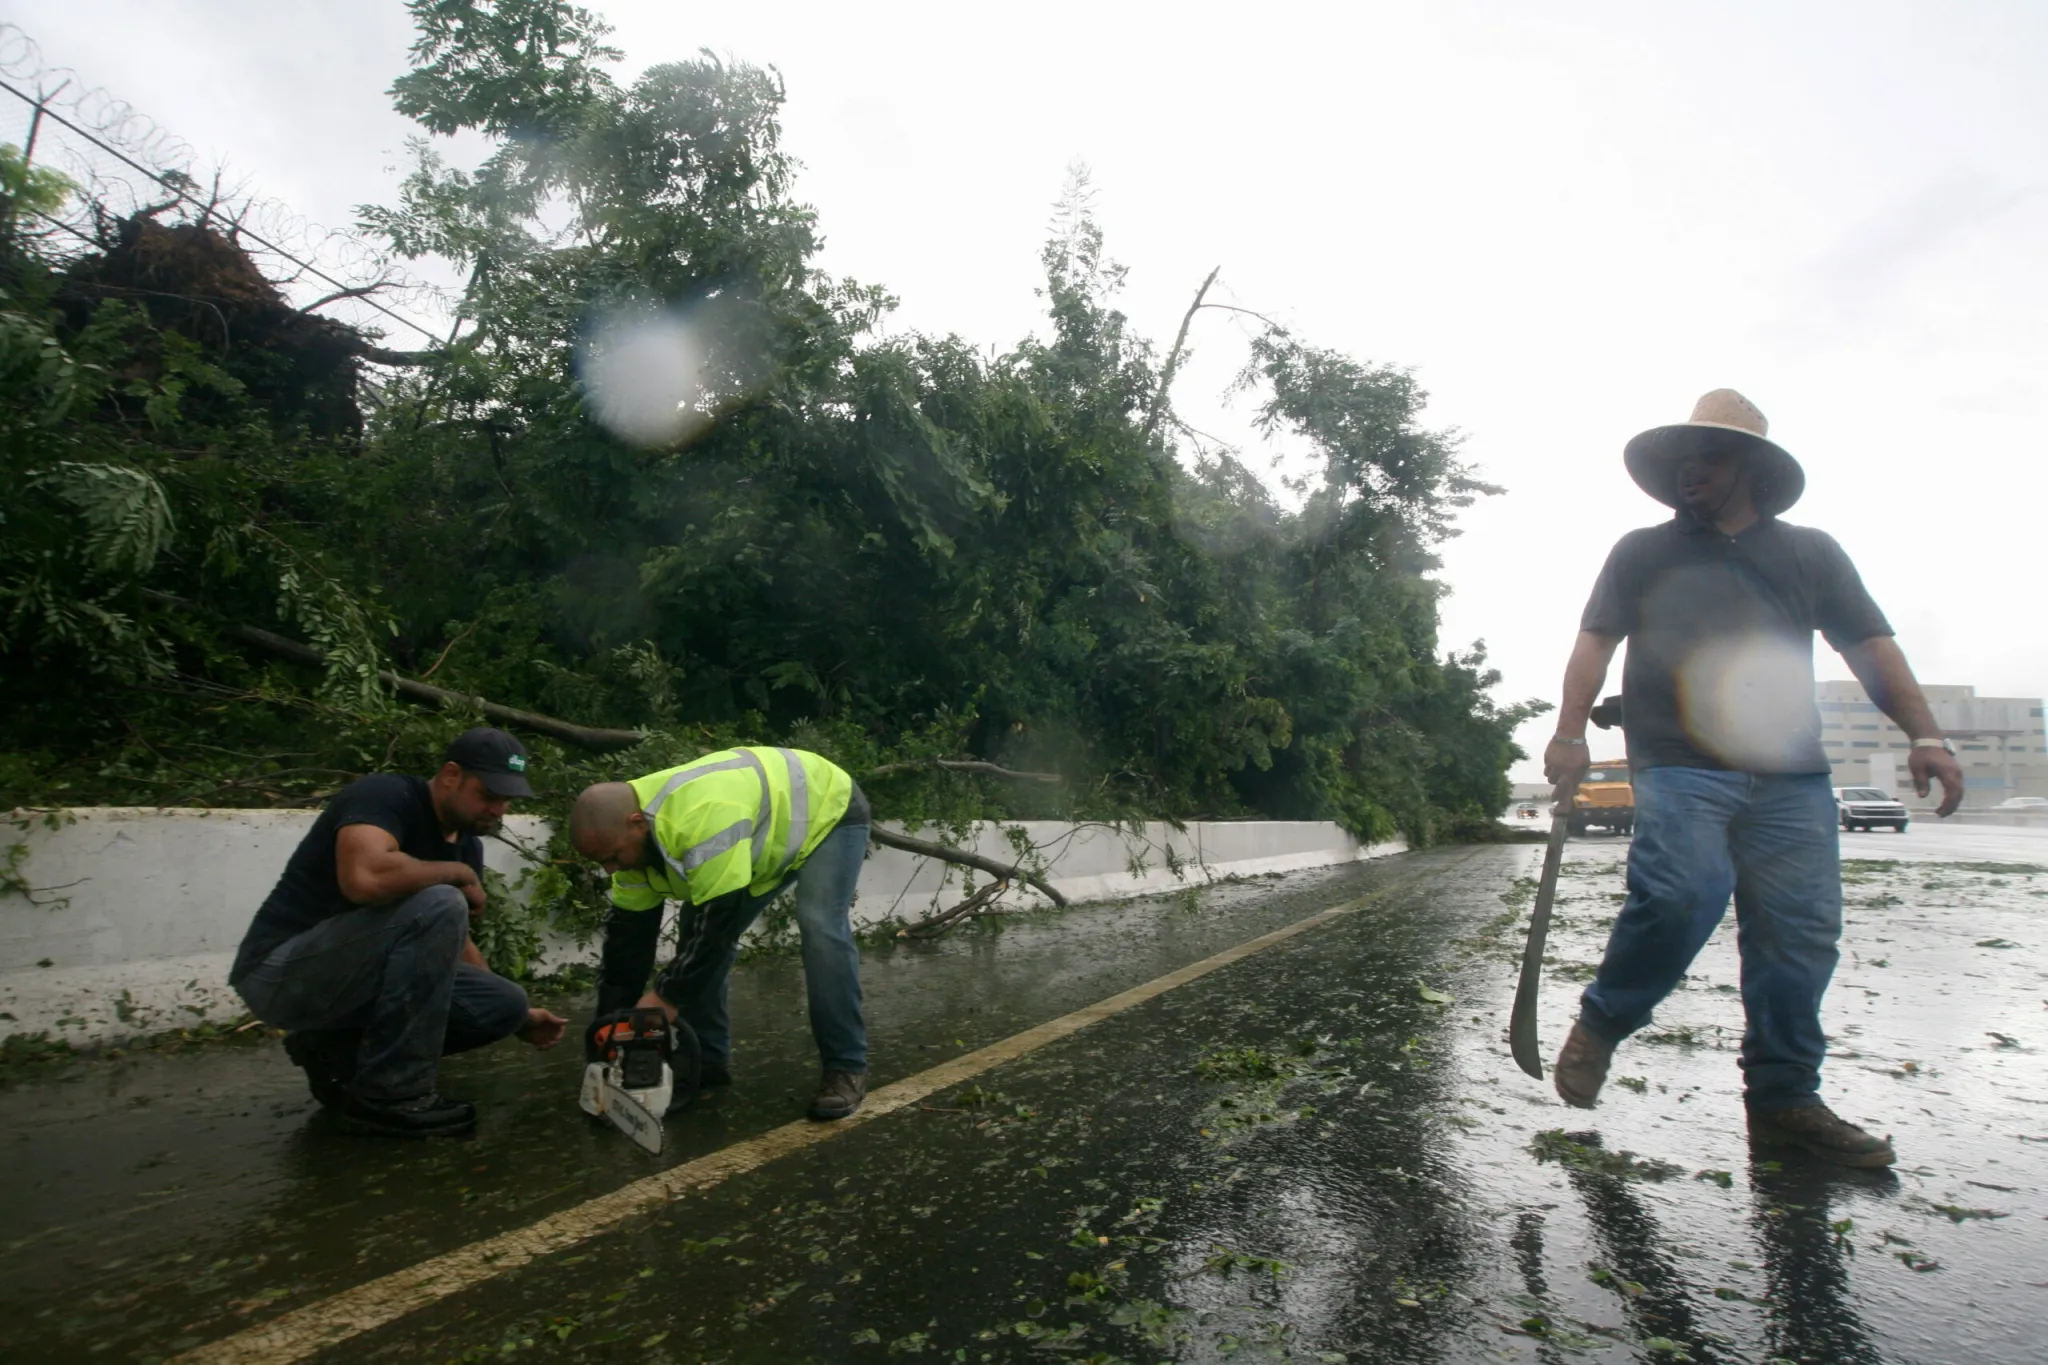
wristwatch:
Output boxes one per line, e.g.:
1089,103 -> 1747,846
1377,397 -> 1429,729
1910,737 -> 1955,755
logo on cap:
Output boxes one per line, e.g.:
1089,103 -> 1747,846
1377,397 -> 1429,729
508,754 -> 527,772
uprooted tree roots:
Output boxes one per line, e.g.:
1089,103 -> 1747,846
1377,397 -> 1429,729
56,212 -> 423,438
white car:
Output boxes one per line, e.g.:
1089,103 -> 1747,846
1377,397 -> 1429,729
1834,786 -> 1909,833
1994,796 -> 2048,811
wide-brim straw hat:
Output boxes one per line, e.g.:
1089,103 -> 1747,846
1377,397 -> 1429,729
1623,388 -> 1804,517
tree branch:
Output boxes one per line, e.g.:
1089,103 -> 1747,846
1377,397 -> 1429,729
1169,414 -> 1243,458
868,825 -> 1067,909
144,592 -> 644,751
899,878 -> 1011,938
351,342 -> 439,367
1200,301 -> 1286,331
245,623 -> 644,750
866,757 -> 1062,783
1144,265 -> 1220,443
300,281 -> 398,315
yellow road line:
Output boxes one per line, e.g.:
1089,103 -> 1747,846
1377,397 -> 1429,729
172,863 -> 1444,1365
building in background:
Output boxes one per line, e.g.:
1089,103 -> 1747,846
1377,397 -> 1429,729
1816,681 -> 2048,807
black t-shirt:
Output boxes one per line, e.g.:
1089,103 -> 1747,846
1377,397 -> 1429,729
230,774 -> 481,982
1580,516 -> 1892,774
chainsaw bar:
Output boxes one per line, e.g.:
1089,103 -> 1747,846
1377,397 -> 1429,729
580,1061 -> 669,1154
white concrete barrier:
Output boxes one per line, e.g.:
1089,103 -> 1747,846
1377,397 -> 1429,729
1,808 -> 1401,1044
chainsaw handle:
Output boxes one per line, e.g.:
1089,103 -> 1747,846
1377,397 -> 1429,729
585,1006 -> 685,1061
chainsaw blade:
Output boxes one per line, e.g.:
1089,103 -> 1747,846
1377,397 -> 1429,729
580,1060 -> 671,1155
600,1074 -> 666,1155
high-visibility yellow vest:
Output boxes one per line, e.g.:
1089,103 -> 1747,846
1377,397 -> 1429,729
607,747 -> 853,912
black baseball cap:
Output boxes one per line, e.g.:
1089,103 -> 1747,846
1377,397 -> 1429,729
444,727 -> 533,797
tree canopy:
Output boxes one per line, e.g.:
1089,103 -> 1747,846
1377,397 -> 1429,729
0,0 -> 1542,924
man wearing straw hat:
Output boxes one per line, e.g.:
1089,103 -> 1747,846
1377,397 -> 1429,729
1542,389 -> 1962,1166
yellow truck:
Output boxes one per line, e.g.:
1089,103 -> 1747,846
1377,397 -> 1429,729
1569,759 -> 1634,836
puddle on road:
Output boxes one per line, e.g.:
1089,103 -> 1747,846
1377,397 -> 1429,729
4,840 -> 2045,1363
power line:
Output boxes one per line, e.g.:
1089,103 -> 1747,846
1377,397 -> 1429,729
1,76 -> 445,347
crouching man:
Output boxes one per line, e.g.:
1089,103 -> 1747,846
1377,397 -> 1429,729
569,747 -> 872,1121
230,728 -> 570,1137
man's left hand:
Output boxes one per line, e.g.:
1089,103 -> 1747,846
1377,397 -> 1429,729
1909,745 -> 1965,818
518,1008 -> 570,1050
634,990 -> 681,1024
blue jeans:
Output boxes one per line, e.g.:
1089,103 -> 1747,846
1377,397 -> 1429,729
654,819 -> 870,1074
1578,767 -> 1841,1114
234,886 -> 531,1103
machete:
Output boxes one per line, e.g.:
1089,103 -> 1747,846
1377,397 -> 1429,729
1509,782 -> 1578,1080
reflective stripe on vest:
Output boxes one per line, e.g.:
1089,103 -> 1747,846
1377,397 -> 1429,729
642,747 -> 811,886
778,746 -> 809,868
746,748 -> 772,867
643,752 -> 754,814
640,752 -> 755,884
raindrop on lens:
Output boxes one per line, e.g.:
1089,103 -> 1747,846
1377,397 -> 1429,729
577,311 -> 713,449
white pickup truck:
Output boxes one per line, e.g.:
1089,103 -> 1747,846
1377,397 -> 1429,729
1834,786 -> 1910,833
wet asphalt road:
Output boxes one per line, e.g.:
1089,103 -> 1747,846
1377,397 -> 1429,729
2,824 -> 2045,1364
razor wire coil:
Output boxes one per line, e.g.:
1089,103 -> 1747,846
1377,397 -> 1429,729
1,21 -> 455,344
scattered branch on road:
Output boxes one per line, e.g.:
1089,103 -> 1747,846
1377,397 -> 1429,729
898,877 -> 1013,939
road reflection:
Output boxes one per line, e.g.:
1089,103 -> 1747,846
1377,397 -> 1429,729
1749,1156 -> 1894,1365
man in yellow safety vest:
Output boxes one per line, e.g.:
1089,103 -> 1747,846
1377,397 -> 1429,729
569,747 -> 872,1120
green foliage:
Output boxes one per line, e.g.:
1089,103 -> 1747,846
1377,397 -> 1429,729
28,461 -> 175,576
0,302 -> 83,419
0,143 -> 75,222
0,0 -> 1544,965
473,865 -> 546,978
1530,1128 -> 1685,1182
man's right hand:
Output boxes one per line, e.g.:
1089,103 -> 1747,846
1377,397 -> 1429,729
519,1008 -> 569,1050
1544,738 -> 1591,792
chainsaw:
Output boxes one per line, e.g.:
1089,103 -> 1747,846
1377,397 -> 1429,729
579,1007 -> 702,1154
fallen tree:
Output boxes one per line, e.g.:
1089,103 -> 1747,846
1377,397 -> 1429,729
150,591 -> 1072,935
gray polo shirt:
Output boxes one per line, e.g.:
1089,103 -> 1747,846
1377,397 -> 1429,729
1580,516 -> 1892,774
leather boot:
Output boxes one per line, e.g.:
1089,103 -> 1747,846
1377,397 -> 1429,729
1748,1103 -> 1896,1167
1553,1021 -> 1616,1109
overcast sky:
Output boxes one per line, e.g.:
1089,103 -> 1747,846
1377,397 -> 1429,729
9,0 -> 2046,776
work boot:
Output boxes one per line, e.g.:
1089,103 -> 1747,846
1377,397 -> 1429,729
1748,1103 -> 1897,1168
283,1030 -> 357,1111
338,1092 -> 477,1139
1553,1021 -> 1616,1109
808,1069 -> 867,1122
700,1060 -> 733,1088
